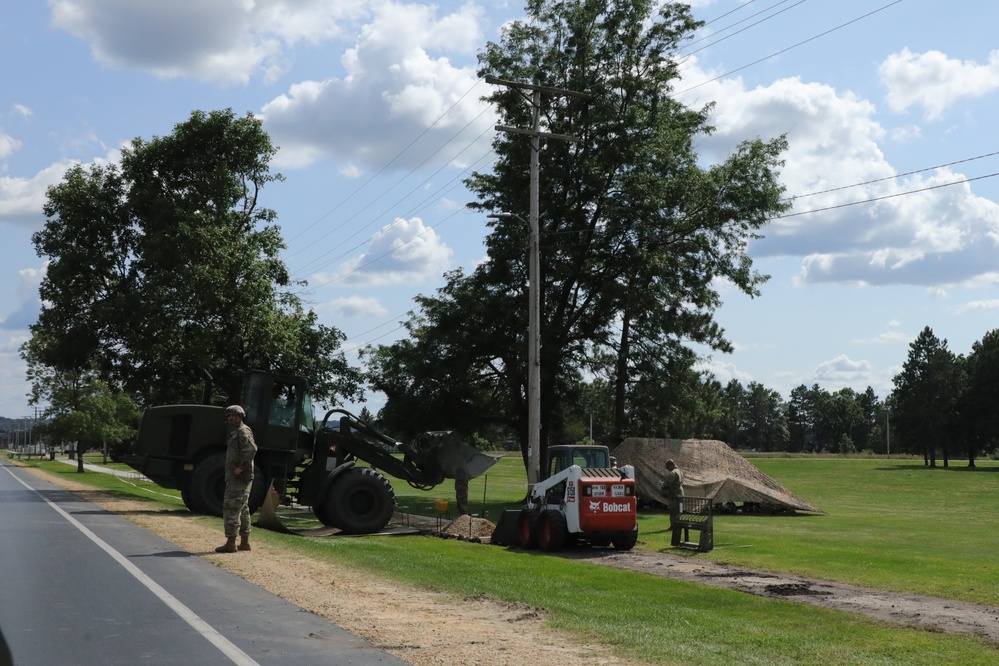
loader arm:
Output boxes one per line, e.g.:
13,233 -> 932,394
318,410 -> 498,489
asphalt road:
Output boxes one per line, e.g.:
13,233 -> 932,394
0,460 -> 408,666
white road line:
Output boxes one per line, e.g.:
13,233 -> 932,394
1,464 -> 260,666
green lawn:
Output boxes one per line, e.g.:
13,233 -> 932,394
10,451 -> 999,665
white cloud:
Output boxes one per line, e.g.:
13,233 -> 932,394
0,130 -> 21,159
955,299 -> 999,314
323,295 -> 389,318
879,48 -> 999,121
812,355 -> 872,384
0,160 -> 77,228
260,1 -> 495,171
677,59 -> 999,290
49,0 -> 368,84
316,215 -> 451,287
694,357 -> 754,385
850,330 -> 911,345
12,104 -> 33,118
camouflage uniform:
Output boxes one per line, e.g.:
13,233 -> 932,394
661,461 -> 684,529
224,409 -> 257,538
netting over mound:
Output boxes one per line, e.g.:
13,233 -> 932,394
614,438 -> 823,514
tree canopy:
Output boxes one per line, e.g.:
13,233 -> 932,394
365,0 -> 789,460
27,109 -> 361,407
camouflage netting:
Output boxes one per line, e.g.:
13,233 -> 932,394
614,438 -> 824,514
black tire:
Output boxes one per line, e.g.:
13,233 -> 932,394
515,510 -> 539,550
612,530 -> 639,551
538,510 -> 567,552
187,453 -> 266,516
312,498 -> 330,524
323,467 -> 395,534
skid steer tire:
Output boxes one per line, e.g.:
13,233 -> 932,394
324,467 -> 396,534
612,529 -> 639,551
515,510 -> 539,550
187,453 -> 266,516
538,510 -> 567,552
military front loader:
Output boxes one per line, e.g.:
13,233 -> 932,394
124,371 -> 496,534
514,444 -> 638,551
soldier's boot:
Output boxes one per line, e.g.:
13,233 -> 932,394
215,536 -> 237,553
238,534 -> 251,551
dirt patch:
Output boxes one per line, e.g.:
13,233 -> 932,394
562,549 -> 999,643
18,462 -> 999,659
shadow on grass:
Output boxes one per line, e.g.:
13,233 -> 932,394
875,463 -> 999,473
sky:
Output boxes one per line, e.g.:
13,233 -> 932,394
1,0 -> 998,422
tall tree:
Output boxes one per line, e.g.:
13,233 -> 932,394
368,0 -> 788,473
24,339 -> 139,473
742,382 -> 789,452
961,329 -> 999,464
786,384 -> 817,453
28,109 -> 361,407
892,327 -> 963,467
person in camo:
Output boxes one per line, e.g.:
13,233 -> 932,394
661,459 -> 684,531
216,404 -> 258,553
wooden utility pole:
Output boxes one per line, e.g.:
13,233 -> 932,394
485,76 -> 592,492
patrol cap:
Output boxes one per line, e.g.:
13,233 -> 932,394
225,405 -> 246,418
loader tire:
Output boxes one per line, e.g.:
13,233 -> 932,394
324,467 -> 396,534
187,453 -> 266,516
515,510 -> 539,550
538,510 -> 567,552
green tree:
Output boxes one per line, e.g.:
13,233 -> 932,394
786,384 -> 817,453
27,109 -> 360,407
25,342 -> 139,472
368,0 -> 788,474
742,381 -> 789,452
892,327 -> 963,467
960,329 -> 999,464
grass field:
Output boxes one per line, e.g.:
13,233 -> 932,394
11,451 -> 999,665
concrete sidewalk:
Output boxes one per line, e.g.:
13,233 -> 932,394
55,455 -> 150,481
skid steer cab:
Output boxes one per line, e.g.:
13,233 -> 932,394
125,370 -> 498,535
514,444 -> 638,552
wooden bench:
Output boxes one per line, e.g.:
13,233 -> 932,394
671,496 -> 714,552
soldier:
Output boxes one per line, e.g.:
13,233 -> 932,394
216,404 -> 257,553
661,459 -> 684,531
454,475 -> 470,516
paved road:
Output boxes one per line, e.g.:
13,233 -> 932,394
0,460 -> 407,666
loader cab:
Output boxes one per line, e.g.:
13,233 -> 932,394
239,372 -> 315,453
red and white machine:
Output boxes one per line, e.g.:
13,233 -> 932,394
516,445 -> 638,551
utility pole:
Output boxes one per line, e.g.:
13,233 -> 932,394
485,76 -> 592,492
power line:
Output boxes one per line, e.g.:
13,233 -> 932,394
786,149 -> 999,201
676,0 -> 905,95
284,78 -> 490,251
779,171 -> 999,218
679,0 -> 808,59
289,147 -> 496,287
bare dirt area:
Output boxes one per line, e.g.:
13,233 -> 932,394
563,549 -> 999,644
18,463 -> 999,665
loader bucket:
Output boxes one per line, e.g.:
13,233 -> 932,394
430,432 -> 502,481
255,481 -> 291,533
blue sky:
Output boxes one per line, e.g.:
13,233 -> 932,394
1,0 -> 998,421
